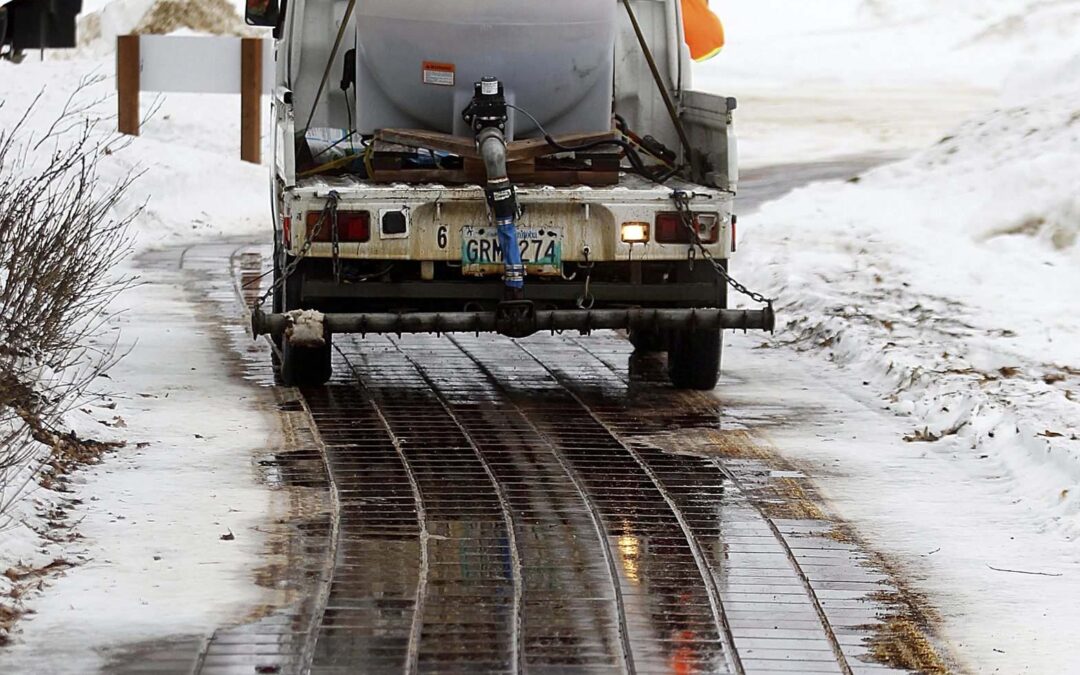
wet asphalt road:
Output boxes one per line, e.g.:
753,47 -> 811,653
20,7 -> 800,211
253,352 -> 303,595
738,156 -> 894,214
115,155 -> 946,674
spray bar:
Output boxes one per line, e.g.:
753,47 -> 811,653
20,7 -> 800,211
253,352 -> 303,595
254,307 -> 775,340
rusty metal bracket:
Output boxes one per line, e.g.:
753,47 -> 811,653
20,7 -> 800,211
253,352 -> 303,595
494,300 -> 538,339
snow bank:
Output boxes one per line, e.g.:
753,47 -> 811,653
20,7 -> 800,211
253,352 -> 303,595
0,29 -> 269,641
702,0 -> 1080,98
76,0 -> 251,56
0,58 -> 268,252
738,72 -> 1080,534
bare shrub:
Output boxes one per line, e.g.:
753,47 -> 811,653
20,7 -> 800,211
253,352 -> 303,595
0,76 -> 139,528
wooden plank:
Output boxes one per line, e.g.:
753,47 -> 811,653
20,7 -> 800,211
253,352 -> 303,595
116,35 -> 140,136
376,129 -> 479,158
505,131 -> 620,162
375,128 -> 621,162
240,37 -> 262,164
370,167 -> 617,187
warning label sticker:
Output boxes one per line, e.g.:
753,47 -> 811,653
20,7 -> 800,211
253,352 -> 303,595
422,61 -> 456,87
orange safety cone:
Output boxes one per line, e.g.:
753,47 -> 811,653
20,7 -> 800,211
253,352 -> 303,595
682,0 -> 726,62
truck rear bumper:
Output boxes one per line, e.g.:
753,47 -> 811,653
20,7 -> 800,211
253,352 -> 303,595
253,305 -> 774,340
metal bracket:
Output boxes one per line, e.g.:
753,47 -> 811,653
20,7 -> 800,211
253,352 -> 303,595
494,300 -> 538,338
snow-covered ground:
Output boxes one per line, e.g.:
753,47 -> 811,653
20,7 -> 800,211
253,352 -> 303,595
0,257 -> 289,672
0,1 -> 279,657
701,0 -> 1080,672
0,0 -> 1078,671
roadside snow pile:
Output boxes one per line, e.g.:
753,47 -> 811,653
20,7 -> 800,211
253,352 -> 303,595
0,42 -> 265,640
739,77 -> 1080,534
711,0 -> 1080,88
77,0 -> 251,55
0,79 -> 134,646
0,59 -> 267,251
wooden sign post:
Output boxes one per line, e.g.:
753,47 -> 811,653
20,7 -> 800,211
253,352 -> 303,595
117,35 -> 140,137
116,35 -> 270,164
239,38 -> 263,164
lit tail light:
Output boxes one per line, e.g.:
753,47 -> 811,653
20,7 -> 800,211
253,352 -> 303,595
307,210 -> 371,243
655,211 -> 720,244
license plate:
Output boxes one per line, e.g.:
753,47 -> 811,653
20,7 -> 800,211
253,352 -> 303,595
461,226 -> 563,276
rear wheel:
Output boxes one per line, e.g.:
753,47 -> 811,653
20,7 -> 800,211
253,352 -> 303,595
270,242 -> 284,378
667,328 -> 722,390
281,333 -> 333,387
628,327 -> 666,353
278,255 -> 333,387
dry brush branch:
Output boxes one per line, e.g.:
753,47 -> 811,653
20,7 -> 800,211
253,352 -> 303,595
0,82 -> 139,526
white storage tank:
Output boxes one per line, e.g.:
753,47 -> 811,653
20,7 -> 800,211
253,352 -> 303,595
354,0 -> 617,140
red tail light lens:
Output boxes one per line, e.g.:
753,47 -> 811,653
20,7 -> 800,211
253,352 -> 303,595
307,210 -> 371,243
655,212 -> 720,244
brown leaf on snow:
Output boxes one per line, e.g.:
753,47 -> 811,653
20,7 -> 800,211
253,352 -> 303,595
904,428 -> 941,443
220,531 -> 235,541
1044,373 -> 1067,385
1039,430 -> 1065,438
904,418 -> 968,443
998,366 -> 1021,378
4,559 -> 74,582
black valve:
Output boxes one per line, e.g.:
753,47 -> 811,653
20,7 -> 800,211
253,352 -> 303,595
462,77 -> 508,133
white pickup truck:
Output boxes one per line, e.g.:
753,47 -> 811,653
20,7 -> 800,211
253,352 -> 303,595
246,0 -> 773,389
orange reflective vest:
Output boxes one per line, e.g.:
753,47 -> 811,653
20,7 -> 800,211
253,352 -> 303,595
682,0 -> 725,62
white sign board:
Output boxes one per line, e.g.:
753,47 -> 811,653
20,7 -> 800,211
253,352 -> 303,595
138,35 -> 274,94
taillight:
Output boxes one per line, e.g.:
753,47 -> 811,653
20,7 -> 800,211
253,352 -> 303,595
307,210 -> 371,243
654,212 -> 720,244
282,216 -> 291,248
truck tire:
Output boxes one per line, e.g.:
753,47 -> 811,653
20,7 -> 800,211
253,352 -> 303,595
278,255 -> 333,387
270,242 -> 285,378
629,327 -> 666,353
668,328 -> 722,390
281,334 -> 333,387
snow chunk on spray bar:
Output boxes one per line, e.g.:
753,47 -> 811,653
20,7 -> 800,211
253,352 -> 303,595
285,310 -> 326,348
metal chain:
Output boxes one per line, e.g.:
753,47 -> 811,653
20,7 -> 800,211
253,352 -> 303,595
575,248 -> 596,309
671,190 -> 774,307
331,199 -> 342,284
254,191 -> 340,311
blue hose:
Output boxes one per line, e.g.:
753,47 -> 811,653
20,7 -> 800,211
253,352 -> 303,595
497,216 -> 525,289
